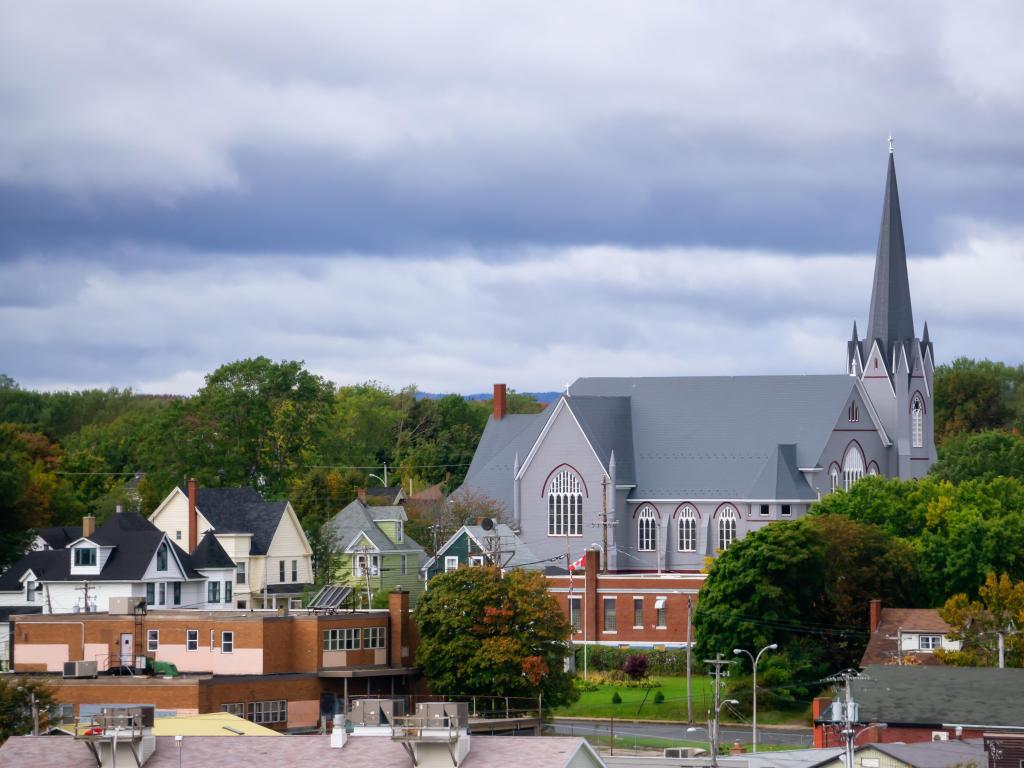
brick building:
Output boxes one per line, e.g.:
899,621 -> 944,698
11,591 -> 417,731
546,549 -> 702,649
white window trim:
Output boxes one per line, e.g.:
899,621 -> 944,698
677,507 -> 697,552
444,556 -> 459,572
547,469 -> 584,537
221,631 -> 234,654
186,629 -> 198,652
602,596 -> 617,634
912,396 -> 924,448
654,596 -> 667,629
147,629 -> 159,652
637,506 -> 657,552
718,506 -> 737,551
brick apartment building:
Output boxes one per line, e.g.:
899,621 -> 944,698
10,591 -> 418,731
546,549 -> 702,649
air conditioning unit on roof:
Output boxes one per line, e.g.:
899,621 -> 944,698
63,660 -> 98,678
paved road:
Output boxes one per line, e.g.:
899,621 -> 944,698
548,718 -> 813,749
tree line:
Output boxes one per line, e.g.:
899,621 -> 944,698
0,358 -> 541,569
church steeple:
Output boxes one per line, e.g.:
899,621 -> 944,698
865,142 -> 916,360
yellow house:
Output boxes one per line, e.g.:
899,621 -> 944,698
149,480 -> 313,610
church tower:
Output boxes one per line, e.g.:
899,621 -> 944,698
847,142 -> 937,478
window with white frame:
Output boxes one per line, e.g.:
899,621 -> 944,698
868,463 -> 879,476
637,506 -> 657,551
291,560 -> 298,582
158,582 -> 166,605
156,542 -> 168,571
469,555 -> 485,567
569,597 -> 581,633
912,395 -> 924,448
74,547 -> 97,567
547,470 -> 583,536
236,561 -> 246,584
718,506 -> 737,551
279,560 -> 285,582
633,597 -> 643,628
781,504 -> 792,516
25,580 -> 35,602
221,631 -> 233,653
147,630 -> 159,651
220,702 -> 244,716
323,628 -> 361,651
353,554 -> 379,577
843,444 -> 865,490
396,521 -> 403,543
247,700 -> 287,724
759,504 -> 770,516
655,596 -> 667,628
603,597 -> 617,632
208,581 -> 220,603
444,556 -> 459,572
919,634 -> 942,651
186,629 -> 198,651
830,467 -> 840,493
401,555 -> 408,575
677,506 -> 697,552
364,626 -> 386,649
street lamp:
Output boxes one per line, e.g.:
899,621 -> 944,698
686,725 -> 710,759
711,700 -> 739,767
733,643 -> 777,752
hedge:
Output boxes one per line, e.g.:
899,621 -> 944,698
574,646 -> 689,676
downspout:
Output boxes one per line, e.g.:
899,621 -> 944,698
608,451 -> 616,572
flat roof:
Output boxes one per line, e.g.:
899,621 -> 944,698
318,666 -> 417,678
12,609 -> 389,622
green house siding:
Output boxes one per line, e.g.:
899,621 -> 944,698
375,520 -> 403,544
330,551 -> 425,607
426,532 -> 488,580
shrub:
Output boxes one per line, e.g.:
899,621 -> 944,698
573,676 -> 599,692
622,654 -> 649,680
611,692 -> 622,704
576,646 -> 688,675
654,690 -> 665,704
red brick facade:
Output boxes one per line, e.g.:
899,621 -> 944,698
546,549 -> 703,647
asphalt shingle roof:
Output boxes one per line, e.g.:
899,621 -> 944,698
844,665 -> 1024,727
190,530 -> 236,570
322,500 -> 427,565
860,608 -> 954,667
34,526 -> 83,549
179,486 -> 288,556
463,375 -> 856,508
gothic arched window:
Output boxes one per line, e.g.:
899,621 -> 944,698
637,506 -> 657,552
830,466 -> 840,493
912,395 -> 924,448
677,506 -> 697,552
547,470 -> 583,536
843,444 -> 865,490
718,506 -> 737,551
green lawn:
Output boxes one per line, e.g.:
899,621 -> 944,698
554,675 -> 809,726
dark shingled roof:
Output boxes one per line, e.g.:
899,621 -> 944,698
34,526 -> 83,549
190,530 -> 235,570
1,513 -> 203,585
840,665 -> 1024,727
179,486 -> 289,556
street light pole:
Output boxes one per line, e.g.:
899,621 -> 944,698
733,643 -> 778,753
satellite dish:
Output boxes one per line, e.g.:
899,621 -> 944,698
481,517 -> 495,531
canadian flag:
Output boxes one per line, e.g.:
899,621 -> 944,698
568,553 -> 586,572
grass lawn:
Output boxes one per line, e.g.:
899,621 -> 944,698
554,674 -> 810,726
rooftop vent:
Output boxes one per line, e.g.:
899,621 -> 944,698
75,707 -> 156,767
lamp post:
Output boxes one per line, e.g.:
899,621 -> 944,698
733,643 -> 777,752
685,725 -> 710,760
712,699 -> 739,766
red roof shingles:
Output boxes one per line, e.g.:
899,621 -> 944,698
860,608 -> 953,667
0,734 -> 596,768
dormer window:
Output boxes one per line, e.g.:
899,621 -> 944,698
156,543 -> 168,571
848,402 -> 859,422
74,548 -> 96,567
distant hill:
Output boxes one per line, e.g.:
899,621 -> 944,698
418,391 -> 560,404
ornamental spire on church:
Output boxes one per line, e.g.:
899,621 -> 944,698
865,138 -> 916,356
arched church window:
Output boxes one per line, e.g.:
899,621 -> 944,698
912,395 -> 924,448
637,506 -> 657,552
677,506 -> 697,552
547,470 -> 583,536
848,402 -> 859,422
830,466 -> 840,493
843,444 -> 865,490
718,506 -> 737,551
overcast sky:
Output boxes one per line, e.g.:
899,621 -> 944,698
2,2 -> 1022,395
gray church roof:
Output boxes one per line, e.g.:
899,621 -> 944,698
463,375 -> 859,507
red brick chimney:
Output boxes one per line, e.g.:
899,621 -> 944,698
389,589 -> 411,667
357,488 -> 367,504
869,598 -> 882,633
187,478 -> 198,553
82,515 -> 96,539
493,383 -> 507,421
812,697 -> 831,747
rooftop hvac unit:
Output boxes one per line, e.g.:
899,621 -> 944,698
108,596 -> 147,615
63,660 -> 98,678
932,731 -> 949,742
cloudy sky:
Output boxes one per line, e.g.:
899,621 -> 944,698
2,2 -> 1022,394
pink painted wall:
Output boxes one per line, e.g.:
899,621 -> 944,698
155,643 -> 263,675
15,643 -> 68,672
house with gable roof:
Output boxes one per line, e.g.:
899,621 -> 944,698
0,512 -> 234,617
148,480 -> 314,610
461,148 -> 937,577
423,522 -> 539,580
322,490 -> 428,606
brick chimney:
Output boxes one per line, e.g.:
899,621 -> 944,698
812,697 -> 831,747
187,478 -> 198,554
357,488 -> 367,504
82,515 -> 95,539
389,589 -> 411,667
493,383 -> 507,421
869,598 -> 882,633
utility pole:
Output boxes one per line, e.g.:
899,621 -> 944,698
30,691 -> 39,737
686,595 -> 693,723
75,581 -> 92,613
703,653 -> 733,767
825,669 -> 864,768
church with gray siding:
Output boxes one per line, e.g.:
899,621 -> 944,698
461,149 -> 937,573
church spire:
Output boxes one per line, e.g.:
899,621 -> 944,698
865,143 -> 916,356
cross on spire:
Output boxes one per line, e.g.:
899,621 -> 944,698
888,135 -> 894,154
